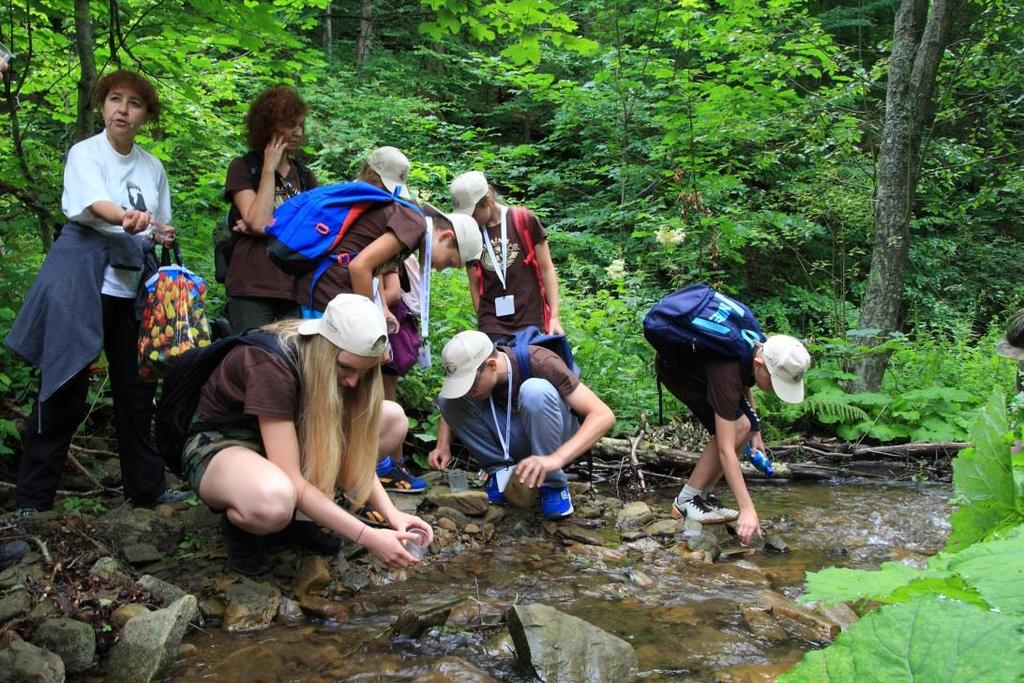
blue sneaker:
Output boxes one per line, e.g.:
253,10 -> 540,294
485,473 -> 506,505
539,485 -> 574,519
377,456 -> 428,493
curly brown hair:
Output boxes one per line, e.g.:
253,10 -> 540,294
94,69 -> 161,121
245,85 -> 308,152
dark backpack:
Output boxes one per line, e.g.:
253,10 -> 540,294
643,283 -> 766,424
213,152 -> 315,283
265,181 -> 422,309
497,325 -> 581,382
155,330 -> 295,475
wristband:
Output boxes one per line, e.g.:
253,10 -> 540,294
355,524 -> 368,544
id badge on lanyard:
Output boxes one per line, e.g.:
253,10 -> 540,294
418,217 -> 433,368
486,206 -> 515,318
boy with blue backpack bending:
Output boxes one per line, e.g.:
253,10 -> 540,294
428,330 -> 615,518
645,284 -> 811,545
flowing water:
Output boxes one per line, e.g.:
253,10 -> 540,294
173,481 -> 951,682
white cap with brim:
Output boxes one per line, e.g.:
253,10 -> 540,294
996,339 -> 1024,361
447,213 -> 483,264
762,334 -> 811,404
450,171 -> 489,215
439,331 -> 494,399
297,293 -> 388,357
367,146 -> 412,199
995,308 -> 1024,360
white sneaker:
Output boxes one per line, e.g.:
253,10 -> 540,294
704,494 -> 739,522
670,494 -> 729,523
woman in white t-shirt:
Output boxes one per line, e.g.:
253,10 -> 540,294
7,70 -> 185,514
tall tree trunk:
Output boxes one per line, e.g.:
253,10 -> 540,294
74,0 -> 97,142
850,0 -> 955,391
356,0 -> 373,72
323,1 -> 333,59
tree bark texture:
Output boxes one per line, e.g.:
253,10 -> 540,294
74,0 -> 97,143
851,0 -> 955,392
356,0 -> 373,72
323,1 -> 333,59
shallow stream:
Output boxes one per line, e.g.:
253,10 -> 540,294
173,481 -> 951,682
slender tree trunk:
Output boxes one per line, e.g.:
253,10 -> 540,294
850,0 -> 955,391
323,1 -> 333,59
356,0 -> 373,72
74,0 -> 97,142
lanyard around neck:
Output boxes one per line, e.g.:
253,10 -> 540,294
482,205 -> 510,290
488,357 -> 514,463
420,217 -> 432,337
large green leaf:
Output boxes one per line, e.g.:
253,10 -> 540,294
947,525 -> 1024,616
801,561 -> 935,606
947,392 -> 1020,551
780,599 -> 1024,682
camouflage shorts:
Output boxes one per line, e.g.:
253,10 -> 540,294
181,423 -> 265,494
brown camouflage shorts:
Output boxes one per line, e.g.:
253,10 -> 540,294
181,423 -> 265,494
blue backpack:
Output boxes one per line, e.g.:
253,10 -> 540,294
497,325 -> 580,382
266,181 -> 422,308
643,283 -> 766,423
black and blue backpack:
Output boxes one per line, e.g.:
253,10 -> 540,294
266,181 -> 422,309
497,325 -> 580,381
643,283 -> 766,424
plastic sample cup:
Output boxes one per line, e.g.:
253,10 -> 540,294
447,469 -> 469,493
403,528 -> 428,560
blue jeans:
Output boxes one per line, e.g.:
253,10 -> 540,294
438,378 -> 578,486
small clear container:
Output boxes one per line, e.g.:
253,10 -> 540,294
447,468 -> 469,493
403,528 -> 428,560
0,44 -> 12,67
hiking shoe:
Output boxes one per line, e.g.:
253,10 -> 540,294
539,485 -> 574,519
485,474 -> 506,505
376,456 -> 427,493
156,488 -> 194,505
271,519 -> 342,555
704,494 -> 739,522
352,504 -> 387,527
220,515 -> 271,576
670,495 -> 729,523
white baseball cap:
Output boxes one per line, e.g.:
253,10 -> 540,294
439,331 -> 494,399
297,293 -> 388,357
450,171 -> 490,215
367,146 -> 411,199
762,335 -> 811,404
424,204 -> 483,264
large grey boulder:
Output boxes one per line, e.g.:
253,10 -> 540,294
106,595 -> 198,683
507,604 -> 638,682
31,618 -> 95,673
0,639 -> 65,683
135,575 -> 186,606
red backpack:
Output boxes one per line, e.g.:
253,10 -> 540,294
474,206 -> 550,330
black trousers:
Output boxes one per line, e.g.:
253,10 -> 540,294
17,295 -> 166,510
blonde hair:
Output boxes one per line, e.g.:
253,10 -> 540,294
264,320 -> 383,507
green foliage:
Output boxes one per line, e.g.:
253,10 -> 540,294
780,598 -> 1024,683
784,394 -> 1024,679
57,496 -> 106,515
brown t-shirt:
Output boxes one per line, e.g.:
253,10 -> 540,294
655,353 -> 752,421
491,346 -> 580,407
223,155 -> 318,300
295,202 -> 425,311
476,207 -> 547,335
196,346 -> 299,422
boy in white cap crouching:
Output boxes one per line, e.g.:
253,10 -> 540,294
428,331 -> 615,518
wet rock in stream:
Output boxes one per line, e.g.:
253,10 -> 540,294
106,595 -> 198,683
0,637 -> 65,683
507,603 -> 639,682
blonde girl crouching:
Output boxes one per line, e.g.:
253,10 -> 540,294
184,293 -> 432,575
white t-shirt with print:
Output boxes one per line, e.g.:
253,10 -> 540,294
62,131 -> 172,298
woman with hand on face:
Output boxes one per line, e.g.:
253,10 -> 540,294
6,69 -> 182,515
183,294 -> 433,575
223,85 -> 317,333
